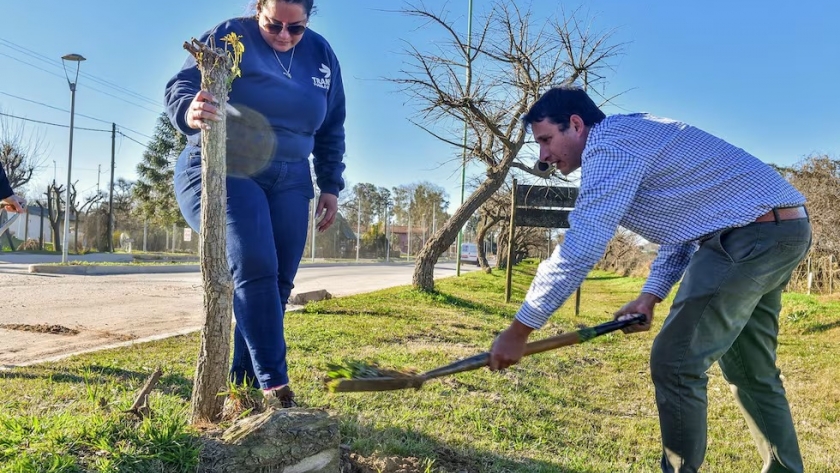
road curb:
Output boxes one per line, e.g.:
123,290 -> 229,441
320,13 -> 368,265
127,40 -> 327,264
28,264 -> 201,275
24,260 -> 429,275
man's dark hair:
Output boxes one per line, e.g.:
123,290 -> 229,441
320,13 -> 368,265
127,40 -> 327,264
522,85 -> 606,131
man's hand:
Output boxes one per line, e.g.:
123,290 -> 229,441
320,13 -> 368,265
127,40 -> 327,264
1,195 -> 26,213
315,193 -> 338,232
613,292 -> 661,333
489,320 -> 534,371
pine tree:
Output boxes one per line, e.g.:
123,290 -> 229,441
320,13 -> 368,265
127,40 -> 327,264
133,113 -> 187,228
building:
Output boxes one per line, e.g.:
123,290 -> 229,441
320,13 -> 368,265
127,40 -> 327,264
0,205 -> 77,246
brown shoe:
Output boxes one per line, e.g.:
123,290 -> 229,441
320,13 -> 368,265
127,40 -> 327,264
264,385 -> 297,409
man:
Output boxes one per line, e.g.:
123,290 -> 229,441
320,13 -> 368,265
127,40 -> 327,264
489,85 -> 810,473
0,165 -> 26,214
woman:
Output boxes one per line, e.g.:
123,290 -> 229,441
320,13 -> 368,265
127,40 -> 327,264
165,0 -> 346,407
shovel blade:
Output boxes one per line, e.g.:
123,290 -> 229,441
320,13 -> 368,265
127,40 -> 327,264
327,376 -> 425,393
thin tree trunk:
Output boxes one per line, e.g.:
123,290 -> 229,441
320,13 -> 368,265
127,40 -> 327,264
185,37 -> 234,424
74,212 -> 79,254
476,215 -> 502,274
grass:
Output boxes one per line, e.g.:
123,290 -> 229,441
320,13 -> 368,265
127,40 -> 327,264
1,261 -> 838,472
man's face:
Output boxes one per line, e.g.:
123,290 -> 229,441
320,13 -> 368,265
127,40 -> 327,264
531,116 -> 588,176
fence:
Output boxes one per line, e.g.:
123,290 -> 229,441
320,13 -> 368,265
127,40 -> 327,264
787,253 -> 837,295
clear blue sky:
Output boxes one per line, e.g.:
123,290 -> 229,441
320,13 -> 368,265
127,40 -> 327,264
1,1 -> 837,212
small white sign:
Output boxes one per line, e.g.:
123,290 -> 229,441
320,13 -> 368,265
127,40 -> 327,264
183,227 -> 192,242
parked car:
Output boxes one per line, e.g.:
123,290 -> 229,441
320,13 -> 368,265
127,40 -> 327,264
460,242 -> 479,265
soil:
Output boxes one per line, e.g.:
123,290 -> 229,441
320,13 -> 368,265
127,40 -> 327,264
341,448 -> 475,473
0,323 -> 79,335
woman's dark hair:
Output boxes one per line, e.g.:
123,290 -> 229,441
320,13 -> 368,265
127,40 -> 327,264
522,85 -> 606,131
253,0 -> 315,17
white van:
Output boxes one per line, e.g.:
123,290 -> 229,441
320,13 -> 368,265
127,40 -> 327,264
460,242 -> 479,265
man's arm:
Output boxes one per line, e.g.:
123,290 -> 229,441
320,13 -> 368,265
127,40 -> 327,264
613,242 -> 697,333
490,143 -> 647,370
641,242 -> 698,301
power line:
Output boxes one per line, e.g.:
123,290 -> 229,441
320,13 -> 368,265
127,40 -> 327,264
117,132 -> 146,148
0,111 -> 110,133
1,90 -> 156,141
0,45 -> 163,115
0,38 -> 162,107
0,90 -> 113,125
116,125 -> 154,141
0,51 -> 64,81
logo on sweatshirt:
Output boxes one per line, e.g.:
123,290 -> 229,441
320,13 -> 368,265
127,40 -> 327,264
312,64 -> 331,90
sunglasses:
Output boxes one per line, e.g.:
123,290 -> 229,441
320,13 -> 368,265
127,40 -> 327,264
261,15 -> 307,36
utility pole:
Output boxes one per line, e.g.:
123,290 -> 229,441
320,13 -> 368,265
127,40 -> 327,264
407,202 -> 412,260
456,0 -> 474,276
108,123 -> 116,252
356,196 -> 361,262
385,202 -> 390,263
310,189 -> 316,262
96,164 -> 101,193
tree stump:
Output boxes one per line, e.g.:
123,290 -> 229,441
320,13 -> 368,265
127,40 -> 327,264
198,409 -> 340,473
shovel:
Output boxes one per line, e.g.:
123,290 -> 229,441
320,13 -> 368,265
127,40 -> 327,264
328,313 -> 646,393
0,213 -> 20,237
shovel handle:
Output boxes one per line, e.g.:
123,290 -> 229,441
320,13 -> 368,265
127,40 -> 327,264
523,312 -> 646,356
420,313 -> 646,382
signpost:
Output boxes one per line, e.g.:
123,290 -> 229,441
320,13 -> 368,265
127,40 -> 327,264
504,181 -> 582,315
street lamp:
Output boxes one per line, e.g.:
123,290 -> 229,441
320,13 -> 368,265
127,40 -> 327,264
60,53 -> 85,263
456,0 -> 474,276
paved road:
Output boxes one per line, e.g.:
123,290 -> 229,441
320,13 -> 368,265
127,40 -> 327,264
0,259 -> 481,367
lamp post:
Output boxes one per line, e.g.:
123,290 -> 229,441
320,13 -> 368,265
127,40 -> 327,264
456,0 -> 474,276
356,195 -> 361,262
60,53 -> 85,263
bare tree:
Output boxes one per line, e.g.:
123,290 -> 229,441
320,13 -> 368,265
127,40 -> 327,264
44,181 -> 66,252
1,109 -> 47,192
475,183 -> 510,273
72,187 -> 106,251
393,1 -> 624,290
778,156 -> 840,254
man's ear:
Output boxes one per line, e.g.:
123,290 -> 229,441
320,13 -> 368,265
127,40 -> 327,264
570,114 -> 585,133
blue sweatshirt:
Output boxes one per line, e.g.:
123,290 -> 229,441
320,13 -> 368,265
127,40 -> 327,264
164,17 -> 346,196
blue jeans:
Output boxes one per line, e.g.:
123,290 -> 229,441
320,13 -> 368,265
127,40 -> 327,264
174,148 -> 313,390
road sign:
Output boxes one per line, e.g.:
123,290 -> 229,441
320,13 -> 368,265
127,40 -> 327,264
515,185 -> 578,208
505,181 -> 580,306
514,208 -> 571,229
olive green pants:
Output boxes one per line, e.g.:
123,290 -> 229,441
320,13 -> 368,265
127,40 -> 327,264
651,218 -> 811,473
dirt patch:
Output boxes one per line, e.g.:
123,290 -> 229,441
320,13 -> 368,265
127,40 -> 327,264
340,447 -> 476,473
0,324 -> 79,335
340,450 -> 426,473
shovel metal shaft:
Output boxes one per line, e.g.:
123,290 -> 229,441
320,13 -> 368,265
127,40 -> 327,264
0,213 -> 20,236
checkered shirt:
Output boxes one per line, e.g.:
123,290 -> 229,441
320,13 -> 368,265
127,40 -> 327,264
516,113 -> 806,329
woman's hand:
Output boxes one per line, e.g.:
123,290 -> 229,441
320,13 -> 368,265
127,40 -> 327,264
315,193 -> 338,232
1,195 -> 26,213
186,90 -> 221,130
